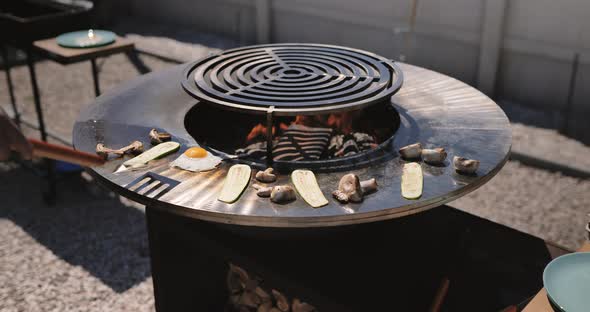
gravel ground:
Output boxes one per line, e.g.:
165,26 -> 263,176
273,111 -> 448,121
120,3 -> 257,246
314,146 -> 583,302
511,122 -> 590,173
0,28 -> 589,311
0,164 -> 154,312
453,161 -> 589,249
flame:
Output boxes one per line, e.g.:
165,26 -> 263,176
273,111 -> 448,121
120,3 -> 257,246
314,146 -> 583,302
327,113 -> 354,134
245,112 -> 358,143
245,123 -> 275,142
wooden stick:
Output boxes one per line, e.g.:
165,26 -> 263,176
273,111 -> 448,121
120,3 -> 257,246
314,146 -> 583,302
428,277 -> 450,312
29,138 -> 105,167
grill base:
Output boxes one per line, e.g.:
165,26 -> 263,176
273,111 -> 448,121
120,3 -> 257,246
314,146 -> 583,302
146,205 -> 551,311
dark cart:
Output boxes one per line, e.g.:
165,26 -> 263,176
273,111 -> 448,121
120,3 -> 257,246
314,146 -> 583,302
71,44 -> 547,311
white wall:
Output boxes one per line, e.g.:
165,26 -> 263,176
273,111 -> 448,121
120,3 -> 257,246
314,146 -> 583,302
127,0 -> 590,121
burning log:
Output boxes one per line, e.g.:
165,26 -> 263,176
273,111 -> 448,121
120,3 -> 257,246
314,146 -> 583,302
246,123 -> 277,142
328,133 -> 377,158
238,110 -> 384,161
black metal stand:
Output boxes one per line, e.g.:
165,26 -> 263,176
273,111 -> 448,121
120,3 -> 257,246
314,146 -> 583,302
90,58 -> 100,96
144,205 -> 556,312
1,45 -> 20,127
26,48 -> 57,204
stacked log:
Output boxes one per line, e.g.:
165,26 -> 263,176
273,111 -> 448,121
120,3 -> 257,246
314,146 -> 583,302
227,263 -> 317,312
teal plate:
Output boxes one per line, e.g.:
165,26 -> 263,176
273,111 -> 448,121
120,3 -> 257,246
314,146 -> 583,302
56,30 -> 116,49
543,252 -> 590,312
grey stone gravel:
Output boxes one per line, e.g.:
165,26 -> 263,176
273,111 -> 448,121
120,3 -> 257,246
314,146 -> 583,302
452,161 -> 590,250
0,165 -> 155,312
0,28 -> 589,311
511,122 -> 590,174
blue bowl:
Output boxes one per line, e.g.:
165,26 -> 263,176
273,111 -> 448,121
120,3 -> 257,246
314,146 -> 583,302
543,252 -> 590,312
56,29 -> 116,48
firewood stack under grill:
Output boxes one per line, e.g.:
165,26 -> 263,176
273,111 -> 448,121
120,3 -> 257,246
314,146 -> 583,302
227,263 -> 317,312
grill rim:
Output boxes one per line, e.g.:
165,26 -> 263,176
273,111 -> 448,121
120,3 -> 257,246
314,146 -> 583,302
181,43 -> 404,116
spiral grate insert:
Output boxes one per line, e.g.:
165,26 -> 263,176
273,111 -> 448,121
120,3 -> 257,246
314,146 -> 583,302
182,44 -> 403,115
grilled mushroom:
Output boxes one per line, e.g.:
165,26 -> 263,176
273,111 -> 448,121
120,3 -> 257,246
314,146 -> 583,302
332,173 -> 363,203
253,184 -> 273,197
453,156 -> 480,174
399,142 -> 422,159
95,141 -> 143,159
149,128 -> 172,145
422,147 -> 447,165
96,143 -> 122,159
118,140 -> 144,155
360,178 -> 378,194
256,167 -> 277,183
270,185 -> 296,204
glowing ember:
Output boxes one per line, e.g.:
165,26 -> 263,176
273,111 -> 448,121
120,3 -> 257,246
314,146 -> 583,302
327,113 -> 355,134
245,112 -> 359,144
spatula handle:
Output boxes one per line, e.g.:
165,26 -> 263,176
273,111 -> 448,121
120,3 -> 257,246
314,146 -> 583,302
29,138 -> 105,167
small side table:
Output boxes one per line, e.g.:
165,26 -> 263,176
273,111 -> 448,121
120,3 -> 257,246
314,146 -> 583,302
33,36 -> 135,96
24,36 -> 134,203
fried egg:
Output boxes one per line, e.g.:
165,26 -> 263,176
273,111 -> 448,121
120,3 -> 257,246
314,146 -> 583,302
169,147 -> 222,172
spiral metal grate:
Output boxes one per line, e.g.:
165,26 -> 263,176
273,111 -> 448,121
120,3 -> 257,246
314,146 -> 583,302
182,44 -> 403,115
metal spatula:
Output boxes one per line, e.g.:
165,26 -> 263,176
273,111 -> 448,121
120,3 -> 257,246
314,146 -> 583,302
125,171 -> 180,199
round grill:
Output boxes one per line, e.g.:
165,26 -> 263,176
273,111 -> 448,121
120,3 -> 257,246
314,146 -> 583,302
182,43 -> 403,115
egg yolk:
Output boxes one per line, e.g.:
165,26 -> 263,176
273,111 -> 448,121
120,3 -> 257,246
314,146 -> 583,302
184,147 -> 208,158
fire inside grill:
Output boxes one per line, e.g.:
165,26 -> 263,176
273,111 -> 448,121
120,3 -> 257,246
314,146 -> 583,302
182,44 -> 403,168
185,100 -> 399,165
240,112 -> 378,161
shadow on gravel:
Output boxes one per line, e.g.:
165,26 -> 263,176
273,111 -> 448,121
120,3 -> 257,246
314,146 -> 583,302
0,165 -> 151,293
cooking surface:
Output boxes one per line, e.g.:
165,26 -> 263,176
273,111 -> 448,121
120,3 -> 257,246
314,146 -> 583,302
73,62 -> 511,227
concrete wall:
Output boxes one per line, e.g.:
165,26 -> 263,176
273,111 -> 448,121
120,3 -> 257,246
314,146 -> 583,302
127,0 -> 590,127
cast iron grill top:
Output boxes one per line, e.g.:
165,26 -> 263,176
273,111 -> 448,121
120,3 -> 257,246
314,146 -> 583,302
182,43 -> 403,115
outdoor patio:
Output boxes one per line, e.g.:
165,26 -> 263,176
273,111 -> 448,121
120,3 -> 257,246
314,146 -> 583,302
0,4 -> 589,311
